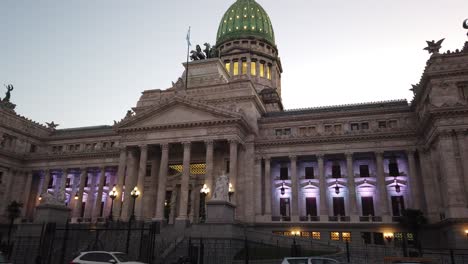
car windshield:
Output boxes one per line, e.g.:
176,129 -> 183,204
114,253 -> 131,262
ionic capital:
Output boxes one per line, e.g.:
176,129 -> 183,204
182,141 -> 191,148
139,144 -> 148,150
160,143 -> 169,150
204,139 -> 214,147
289,155 -> 297,161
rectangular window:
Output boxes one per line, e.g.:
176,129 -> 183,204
0,172 -> 3,184
280,167 -> 288,180
226,160 -> 230,173
242,61 -> 247,75
351,123 -> 359,131
48,177 -> 54,188
462,86 -> 468,100
299,127 -> 307,136
267,66 -> 271,80
373,233 -> 385,245
146,165 -> 152,177
260,63 -> 265,77
312,232 -> 321,240
389,161 -> 399,176
250,62 -> 256,76
65,178 -> 71,188
225,62 -> 231,73
334,124 -> 342,133
388,120 -> 397,128
362,232 -> 371,244
233,61 -> 239,75
99,201 -> 104,217
275,129 -> 282,136
333,197 -> 345,216
30,144 -> 37,153
324,125 -> 332,132
361,122 -> 369,130
305,167 -> 314,179
305,197 -> 317,216
378,121 -> 387,128
332,164 -> 341,178
359,165 -> 370,177
330,232 -> 340,241
361,196 -> 375,216
81,202 -> 86,218
391,196 -> 405,216
284,128 -> 291,135
308,126 -> 316,134
280,198 -> 290,217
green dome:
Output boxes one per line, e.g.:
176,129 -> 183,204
216,0 -> 275,46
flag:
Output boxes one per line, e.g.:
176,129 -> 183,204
186,26 -> 191,47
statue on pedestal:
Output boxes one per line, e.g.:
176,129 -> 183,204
212,174 -> 229,201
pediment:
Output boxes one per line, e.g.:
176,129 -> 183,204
117,97 -> 241,130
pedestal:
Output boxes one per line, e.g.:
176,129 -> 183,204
35,204 -> 71,225
206,200 -> 236,224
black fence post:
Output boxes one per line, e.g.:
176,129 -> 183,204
450,249 -> 455,264
125,219 -> 132,253
244,237 -> 249,264
199,237 -> 204,264
346,240 -> 350,263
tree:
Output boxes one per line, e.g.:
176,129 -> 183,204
397,209 -> 427,256
6,201 -> 23,245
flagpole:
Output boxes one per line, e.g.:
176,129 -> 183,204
185,26 -> 191,90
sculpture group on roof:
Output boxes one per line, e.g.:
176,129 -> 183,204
190,43 -> 219,61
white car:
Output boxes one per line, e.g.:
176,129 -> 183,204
71,251 -> 147,264
281,257 -> 340,264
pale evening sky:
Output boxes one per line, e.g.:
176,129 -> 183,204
1,0 -> 467,128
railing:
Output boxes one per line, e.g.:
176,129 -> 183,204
360,216 -> 383,222
329,216 -> 350,222
299,216 -> 320,222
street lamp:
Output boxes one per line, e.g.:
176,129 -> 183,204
228,183 -> 234,202
200,184 -> 210,222
464,229 -> 468,239
334,179 -> 340,194
74,192 -> 79,200
130,186 -> 140,222
394,178 -> 401,193
384,233 -> 394,243
108,185 -> 118,222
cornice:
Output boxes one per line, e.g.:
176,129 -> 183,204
255,130 -> 417,147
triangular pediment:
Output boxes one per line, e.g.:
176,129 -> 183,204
117,97 -> 241,130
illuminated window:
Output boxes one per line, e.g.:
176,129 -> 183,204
242,61 -> 247,75
330,232 -> 340,241
233,61 -> 239,75
267,66 -> 271,80
312,232 -> 321,240
251,62 -> 256,75
225,62 -> 231,73
301,231 -> 310,237
342,232 -> 351,242
259,63 -> 265,77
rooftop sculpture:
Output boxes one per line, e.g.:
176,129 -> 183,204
424,39 -> 445,54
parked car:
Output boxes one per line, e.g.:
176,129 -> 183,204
71,251 -> 147,264
281,257 -> 340,264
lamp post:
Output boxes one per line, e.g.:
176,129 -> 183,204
200,184 -> 210,222
108,185 -> 118,222
228,183 -> 234,202
291,230 -> 300,257
130,186 -> 140,222
384,233 -> 394,243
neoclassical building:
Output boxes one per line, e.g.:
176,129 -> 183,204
1,0 -> 468,248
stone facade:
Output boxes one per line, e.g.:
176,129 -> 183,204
1,0 -> 468,249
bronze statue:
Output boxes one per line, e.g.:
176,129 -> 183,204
424,39 -> 445,54
190,43 -> 219,61
3,84 -> 13,102
410,84 -> 419,95
46,121 -> 59,129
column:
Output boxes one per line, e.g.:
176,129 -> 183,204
93,167 -> 107,220
406,149 -> 421,209
456,132 -> 468,206
114,147 -> 127,219
438,133 -> 467,218
376,151 -> 390,218
22,171 -> 33,217
346,153 -> 358,220
318,155 -> 328,220
41,169 -> 51,194
122,149 -> 138,221
75,168 -> 87,218
135,145 -> 148,220
59,168 -> 68,194
290,155 -> 299,221
254,156 -> 262,217
264,157 -> 272,217
155,143 -> 169,220
177,142 -> 191,221
2,169 -> 15,214
147,158 -> 160,218
419,149 -> 440,221
229,139 -> 238,204
205,140 -> 214,199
